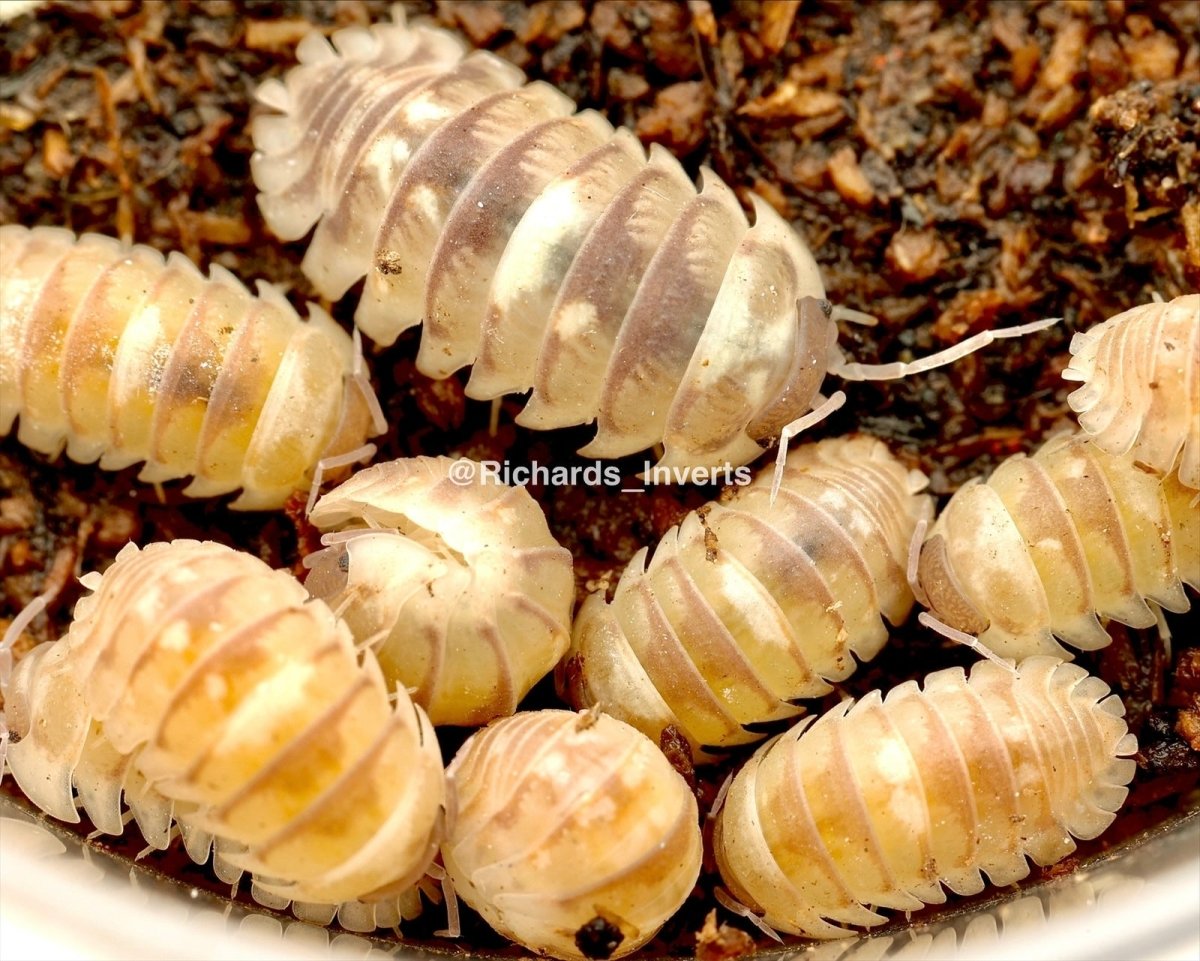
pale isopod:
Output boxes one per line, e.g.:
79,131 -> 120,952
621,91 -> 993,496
303,456 -> 575,726
713,656 -> 1137,939
1063,294 -> 1199,489
441,709 -> 703,961
917,431 -> 1198,660
1,540 -> 445,932
0,225 -> 378,510
250,9 -> 1050,473
563,435 -> 933,760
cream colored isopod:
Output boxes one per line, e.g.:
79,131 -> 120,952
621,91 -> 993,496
564,435 -> 932,760
917,431 -> 1198,660
1,540 -> 445,932
714,656 -> 1137,938
0,225 -> 376,509
303,456 -> 575,726
1063,293 -> 1199,489
442,709 -> 703,960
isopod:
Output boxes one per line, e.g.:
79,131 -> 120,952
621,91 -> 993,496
713,656 -> 1137,939
563,435 -> 933,760
303,456 -> 575,726
1063,294 -> 1199,489
251,9 -> 1052,473
441,709 -> 703,961
0,540 -> 445,932
917,431 -> 1198,660
0,225 -> 379,510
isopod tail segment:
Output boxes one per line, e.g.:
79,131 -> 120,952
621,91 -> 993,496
1,540 -> 447,933
917,431 -> 1199,661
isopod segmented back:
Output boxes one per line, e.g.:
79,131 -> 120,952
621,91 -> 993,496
304,456 -> 575,726
251,8 -> 834,472
714,656 -> 1137,939
918,431 -> 1198,660
0,225 -> 375,509
1063,294 -> 1199,490
2,540 -> 445,932
563,435 -> 933,760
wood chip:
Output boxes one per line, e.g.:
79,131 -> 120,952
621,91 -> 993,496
758,0 -> 799,54
738,80 -> 841,120
41,126 -> 72,178
243,17 -> 315,51
827,145 -> 874,206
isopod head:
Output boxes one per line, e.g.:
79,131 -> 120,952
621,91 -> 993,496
442,709 -> 702,960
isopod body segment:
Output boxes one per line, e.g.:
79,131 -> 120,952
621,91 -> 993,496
713,656 -> 1137,939
251,9 -> 839,472
0,225 -> 375,509
442,709 -> 703,961
917,431 -> 1198,660
1063,294 -> 1199,490
2,540 -> 445,931
563,435 -> 933,760
304,456 -> 575,726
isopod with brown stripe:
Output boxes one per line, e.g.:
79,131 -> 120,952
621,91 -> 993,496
303,456 -> 575,727
0,225 -> 381,510
562,435 -> 933,760
1063,293 -> 1199,490
0,540 -> 445,932
441,709 -> 703,961
250,8 -> 1053,475
713,656 -> 1137,939
917,431 -> 1198,661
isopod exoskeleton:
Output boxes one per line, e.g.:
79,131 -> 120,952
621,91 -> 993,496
713,656 -> 1137,939
1063,294 -> 1199,490
917,432 -> 1198,660
251,10 -> 1046,474
441,709 -> 703,961
0,225 -> 377,510
563,435 -> 933,760
303,456 -> 575,726
1,540 -> 445,932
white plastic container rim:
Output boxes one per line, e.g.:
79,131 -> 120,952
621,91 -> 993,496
1,793 -> 1196,961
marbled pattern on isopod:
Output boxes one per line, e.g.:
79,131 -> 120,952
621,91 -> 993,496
1063,294 -> 1199,490
713,656 -> 1137,939
304,456 -> 575,726
251,9 -> 833,471
0,225 -> 374,510
1,540 -> 445,932
918,431 -> 1198,660
442,709 -> 703,961
563,436 -> 933,760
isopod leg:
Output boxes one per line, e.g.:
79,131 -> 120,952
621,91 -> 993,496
767,391 -> 846,505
